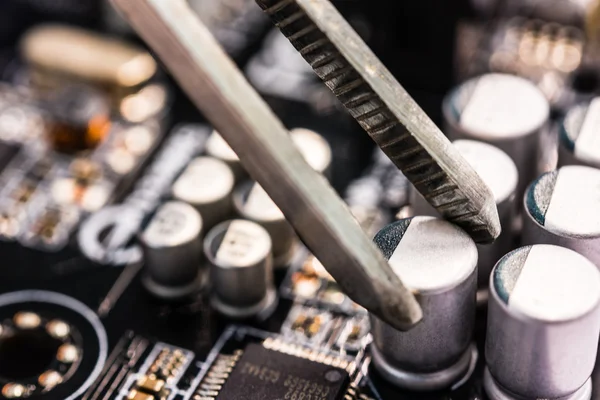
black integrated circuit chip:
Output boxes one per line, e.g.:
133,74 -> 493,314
217,343 -> 350,400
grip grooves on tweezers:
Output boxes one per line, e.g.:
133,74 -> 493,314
255,0 -> 491,241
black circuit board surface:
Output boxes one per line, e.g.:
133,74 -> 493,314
1,1 -> 600,400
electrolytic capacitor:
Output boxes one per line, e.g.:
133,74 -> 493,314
140,201 -> 205,300
205,130 -> 246,181
21,24 -> 157,105
559,97 -> 600,169
485,245 -> 600,400
172,156 -> 235,230
232,181 -> 296,267
443,73 -> 550,199
289,128 -> 332,177
206,127 -> 332,180
522,165 -> 600,266
204,219 -> 277,319
370,216 -> 478,391
411,140 -> 518,287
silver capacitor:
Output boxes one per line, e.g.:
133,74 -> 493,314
559,98 -> 600,169
289,128 -> 332,178
204,219 -> 277,319
443,73 -> 550,199
485,244 -> 600,400
140,201 -> 205,299
205,130 -> 246,181
522,165 -> 600,266
172,156 -> 235,230
370,216 -> 478,391
232,181 -> 297,267
206,127 -> 332,180
411,140 -> 518,287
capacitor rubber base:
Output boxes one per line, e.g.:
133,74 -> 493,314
142,270 -> 208,300
211,287 -> 278,320
484,368 -> 592,400
370,342 -> 478,391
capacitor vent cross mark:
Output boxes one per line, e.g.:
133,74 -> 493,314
485,245 -> 600,400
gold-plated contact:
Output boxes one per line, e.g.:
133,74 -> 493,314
13,311 -> 41,329
148,347 -> 188,383
194,350 -> 243,399
56,343 -> 79,364
123,125 -> 155,155
107,148 -> 136,175
1,383 -> 27,398
38,370 -> 63,389
21,25 -> 157,92
46,320 -> 70,339
50,160 -> 109,211
120,84 -> 168,123
348,325 -> 362,342
291,271 -> 320,297
319,286 -> 346,306
127,389 -> 154,400
70,159 -> 102,183
292,314 -> 323,338
137,375 -> 165,393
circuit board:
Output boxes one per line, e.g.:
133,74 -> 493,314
1,1 -> 600,400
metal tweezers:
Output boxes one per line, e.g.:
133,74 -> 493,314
110,0 -> 501,331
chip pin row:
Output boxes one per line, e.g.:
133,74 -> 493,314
263,337 -> 352,371
194,351 -> 243,399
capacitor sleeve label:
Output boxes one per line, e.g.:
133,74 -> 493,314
215,220 -> 271,266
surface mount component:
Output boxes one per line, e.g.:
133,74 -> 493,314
44,85 -> 111,154
212,342 -> 350,400
254,0 -> 501,244
140,201 -> 205,300
370,216 -> 478,391
444,73 -> 550,199
111,0 -> 422,332
559,97 -> 600,169
485,245 -> 600,400
233,181 -> 296,267
522,165 -> 600,266
204,219 -> 277,319
171,156 -> 235,230
20,24 -> 157,104
412,140 -> 518,287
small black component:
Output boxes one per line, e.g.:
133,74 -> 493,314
217,343 -> 350,400
45,85 -> 111,154
0,142 -> 19,173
